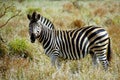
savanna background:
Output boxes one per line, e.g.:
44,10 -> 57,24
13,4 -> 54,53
0,0 -> 120,80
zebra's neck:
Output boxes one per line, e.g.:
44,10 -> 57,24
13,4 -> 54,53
38,27 -> 53,45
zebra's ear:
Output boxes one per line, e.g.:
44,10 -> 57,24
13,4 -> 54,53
32,11 -> 36,19
27,14 -> 31,20
37,14 -> 40,20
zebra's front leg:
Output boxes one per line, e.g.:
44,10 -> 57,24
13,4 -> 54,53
50,55 -> 61,69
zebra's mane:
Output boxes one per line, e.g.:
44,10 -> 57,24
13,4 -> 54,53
38,15 -> 55,29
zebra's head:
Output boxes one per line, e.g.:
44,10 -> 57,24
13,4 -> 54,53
27,11 -> 43,43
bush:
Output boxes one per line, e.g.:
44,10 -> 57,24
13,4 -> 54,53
8,38 -> 33,60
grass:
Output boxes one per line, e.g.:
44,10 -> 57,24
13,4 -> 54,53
0,0 -> 120,80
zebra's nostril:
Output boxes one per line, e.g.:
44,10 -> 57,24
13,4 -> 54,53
37,30 -> 40,33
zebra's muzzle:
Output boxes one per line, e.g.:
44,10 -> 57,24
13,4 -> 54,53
30,33 -> 36,43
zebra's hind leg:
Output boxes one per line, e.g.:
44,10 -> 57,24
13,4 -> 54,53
96,52 -> 109,70
90,51 -> 99,67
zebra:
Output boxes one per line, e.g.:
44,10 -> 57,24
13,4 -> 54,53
27,12 -> 112,70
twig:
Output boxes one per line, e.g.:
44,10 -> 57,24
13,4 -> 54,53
0,35 -> 5,43
0,10 -> 21,28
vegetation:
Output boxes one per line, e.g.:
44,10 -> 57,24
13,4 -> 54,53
8,38 -> 33,59
0,0 -> 120,80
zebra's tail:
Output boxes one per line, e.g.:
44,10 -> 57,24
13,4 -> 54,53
107,38 -> 112,62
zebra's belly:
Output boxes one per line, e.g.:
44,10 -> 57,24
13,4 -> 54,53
59,48 -> 84,60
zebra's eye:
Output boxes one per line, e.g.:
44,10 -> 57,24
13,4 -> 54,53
37,25 -> 39,28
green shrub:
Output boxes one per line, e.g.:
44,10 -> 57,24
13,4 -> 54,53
8,38 -> 33,60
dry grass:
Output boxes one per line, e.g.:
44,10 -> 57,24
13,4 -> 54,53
0,1 -> 120,80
